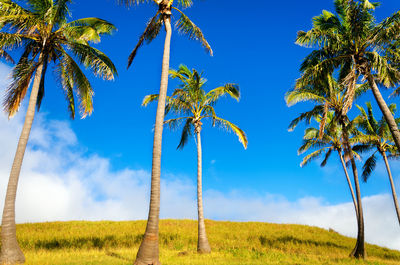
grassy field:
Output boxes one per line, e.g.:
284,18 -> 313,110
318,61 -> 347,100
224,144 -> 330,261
6,220 -> 400,264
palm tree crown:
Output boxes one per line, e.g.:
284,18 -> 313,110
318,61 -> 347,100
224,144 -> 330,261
296,0 -> 400,151
353,102 -> 398,180
118,0 -> 212,68
0,0 -> 117,118
143,65 -> 247,148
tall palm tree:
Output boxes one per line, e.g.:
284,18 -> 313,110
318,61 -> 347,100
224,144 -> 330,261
286,74 -> 367,258
143,65 -> 247,253
0,1 -> 117,263
297,112 -> 359,218
296,0 -> 400,153
354,102 -> 400,225
117,1 -> 212,264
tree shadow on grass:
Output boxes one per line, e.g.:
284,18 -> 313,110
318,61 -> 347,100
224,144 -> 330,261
258,235 -> 347,250
33,234 -> 144,250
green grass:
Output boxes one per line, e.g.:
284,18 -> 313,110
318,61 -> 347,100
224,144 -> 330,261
6,220 -> 400,264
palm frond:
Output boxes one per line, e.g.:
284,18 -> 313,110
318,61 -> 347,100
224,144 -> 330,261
173,7 -> 212,56
58,52 -> 93,118
3,57 -> 37,117
205,84 -> 240,105
61,17 -> 116,44
127,12 -> 161,68
321,147 -> 333,167
142,94 -> 159,107
362,153 -> 377,182
66,41 -> 117,80
177,117 -> 193,150
300,148 -> 326,167
213,116 -> 248,149
164,117 -> 189,131
287,105 -> 324,131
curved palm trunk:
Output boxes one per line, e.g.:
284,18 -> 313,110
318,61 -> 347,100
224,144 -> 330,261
195,131 -> 211,253
367,74 -> 400,151
0,59 -> 44,264
338,151 -> 359,219
341,121 -> 365,259
134,15 -> 172,265
382,152 -> 400,226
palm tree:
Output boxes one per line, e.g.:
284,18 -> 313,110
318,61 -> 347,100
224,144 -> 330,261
296,0 -> 400,154
286,74 -> 367,258
354,102 -> 400,225
143,65 -> 247,253
117,1 -> 212,263
297,112 -> 359,219
0,1 -> 117,263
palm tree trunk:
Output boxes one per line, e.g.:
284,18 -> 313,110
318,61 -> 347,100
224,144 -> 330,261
341,120 -> 365,259
196,131 -> 211,253
382,152 -> 400,226
367,74 -> 400,151
134,14 -> 172,265
338,151 -> 359,220
0,58 -> 45,264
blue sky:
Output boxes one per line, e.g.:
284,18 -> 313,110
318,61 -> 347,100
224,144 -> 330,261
40,0 -> 397,203
1,0 -> 400,249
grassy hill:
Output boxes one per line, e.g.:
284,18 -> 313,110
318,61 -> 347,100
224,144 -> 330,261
6,220 -> 400,264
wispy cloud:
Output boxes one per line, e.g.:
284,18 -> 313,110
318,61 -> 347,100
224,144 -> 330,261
0,64 -> 399,251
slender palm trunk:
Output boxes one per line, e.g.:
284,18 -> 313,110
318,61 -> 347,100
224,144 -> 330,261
0,58 -> 44,264
134,14 -> 172,265
382,152 -> 400,226
338,151 -> 359,219
367,74 -> 400,151
195,130 -> 211,253
341,121 -> 365,259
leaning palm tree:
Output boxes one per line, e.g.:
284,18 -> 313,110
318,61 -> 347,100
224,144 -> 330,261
286,73 -> 367,258
0,1 -> 117,263
296,0 -> 400,154
353,102 -> 400,225
143,65 -> 247,254
297,112 -> 359,218
117,1 -> 212,264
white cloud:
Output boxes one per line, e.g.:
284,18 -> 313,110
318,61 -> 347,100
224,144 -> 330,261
0,64 -> 399,251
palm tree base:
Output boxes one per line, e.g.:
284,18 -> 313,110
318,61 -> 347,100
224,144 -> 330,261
0,242 -> 25,265
349,241 -> 366,259
134,235 -> 160,265
134,260 -> 161,265
197,238 -> 211,254
197,247 -> 211,254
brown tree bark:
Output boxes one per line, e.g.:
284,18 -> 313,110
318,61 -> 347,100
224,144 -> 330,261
134,14 -> 172,265
382,152 -> 400,226
338,151 -> 359,219
0,58 -> 45,264
367,73 -> 400,152
341,120 -> 366,259
195,130 -> 211,253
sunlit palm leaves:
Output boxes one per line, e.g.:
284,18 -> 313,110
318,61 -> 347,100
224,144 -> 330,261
0,0 -> 117,118
353,102 -> 398,181
296,0 -> 400,153
143,64 -> 247,149
118,0 -> 212,68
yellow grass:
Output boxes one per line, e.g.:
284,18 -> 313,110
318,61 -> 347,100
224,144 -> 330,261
6,220 -> 400,264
